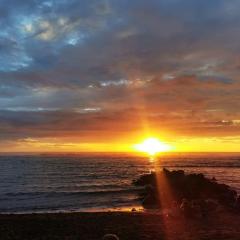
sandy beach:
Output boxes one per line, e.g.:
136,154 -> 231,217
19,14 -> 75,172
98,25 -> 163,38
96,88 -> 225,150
0,209 -> 240,240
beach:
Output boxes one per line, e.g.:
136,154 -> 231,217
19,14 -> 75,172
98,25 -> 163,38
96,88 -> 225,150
1,209 -> 240,240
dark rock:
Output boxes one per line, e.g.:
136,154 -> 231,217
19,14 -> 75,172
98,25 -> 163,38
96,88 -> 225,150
133,169 -> 238,209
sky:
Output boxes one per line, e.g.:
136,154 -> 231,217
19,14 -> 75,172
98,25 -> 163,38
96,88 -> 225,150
0,0 -> 240,152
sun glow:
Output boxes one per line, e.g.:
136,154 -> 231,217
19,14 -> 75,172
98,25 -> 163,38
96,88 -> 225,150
134,137 -> 172,156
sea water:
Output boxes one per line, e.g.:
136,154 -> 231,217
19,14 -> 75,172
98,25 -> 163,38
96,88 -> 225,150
0,153 -> 240,213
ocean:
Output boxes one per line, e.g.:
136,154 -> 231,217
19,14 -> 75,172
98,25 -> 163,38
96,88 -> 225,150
0,153 -> 240,213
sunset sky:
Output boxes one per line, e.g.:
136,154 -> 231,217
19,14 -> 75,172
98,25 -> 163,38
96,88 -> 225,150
1,0 -> 240,152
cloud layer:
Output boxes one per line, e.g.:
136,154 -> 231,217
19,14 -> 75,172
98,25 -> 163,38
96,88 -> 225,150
1,0 -> 240,151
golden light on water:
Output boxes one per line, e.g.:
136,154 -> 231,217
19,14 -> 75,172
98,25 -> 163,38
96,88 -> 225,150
134,137 -> 172,156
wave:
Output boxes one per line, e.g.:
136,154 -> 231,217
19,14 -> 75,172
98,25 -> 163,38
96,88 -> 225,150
3,188 -> 142,198
0,197 -> 140,214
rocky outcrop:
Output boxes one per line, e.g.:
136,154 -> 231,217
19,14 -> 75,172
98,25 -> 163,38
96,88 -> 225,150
133,168 -> 238,209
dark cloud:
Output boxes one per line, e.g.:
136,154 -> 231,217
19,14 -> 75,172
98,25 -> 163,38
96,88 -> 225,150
0,0 -> 240,148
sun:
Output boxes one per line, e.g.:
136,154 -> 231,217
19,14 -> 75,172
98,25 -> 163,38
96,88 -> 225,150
134,137 -> 172,156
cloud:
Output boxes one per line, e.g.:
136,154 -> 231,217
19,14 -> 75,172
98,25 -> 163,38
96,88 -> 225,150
1,0 -> 240,148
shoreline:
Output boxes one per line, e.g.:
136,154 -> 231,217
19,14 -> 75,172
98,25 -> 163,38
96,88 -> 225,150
0,206 -> 144,215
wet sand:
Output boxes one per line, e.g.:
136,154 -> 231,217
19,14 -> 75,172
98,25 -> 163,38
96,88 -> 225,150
0,209 -> 240,240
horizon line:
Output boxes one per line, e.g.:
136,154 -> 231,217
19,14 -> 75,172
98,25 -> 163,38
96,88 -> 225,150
1,151 -> 240,156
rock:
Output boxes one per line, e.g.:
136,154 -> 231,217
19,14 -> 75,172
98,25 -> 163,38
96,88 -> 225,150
234,196 -> 240,211
133,169 -> 238,209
